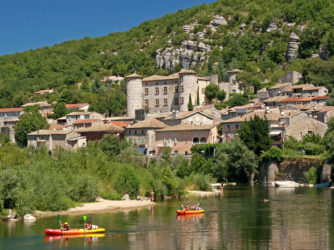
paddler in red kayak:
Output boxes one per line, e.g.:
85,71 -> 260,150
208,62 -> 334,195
61,222 -> 70,231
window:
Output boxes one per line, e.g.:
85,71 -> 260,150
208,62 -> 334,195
235,125 -> 239,130
135,130 -> 137,135
163,98 -> 168,106
84,115 -> 89,119
174,132 -> 177,136
180,97 -> 184,104
201,131 -> 205,135
164,86 -> 168,95
142,130 -> 144,135
134,138 -> 137,145
163,132 -> 166,137
175,86 -> 178,93
128,130 -> 131,135
144,99 -> 149,108
145,88 -> 149,95
180,85 -> 184,92
155,87 -> 159,95
141,137 -> 145,144
180,76 -> 184,82
163,138 -> 166,145
174,138 -> 177,144
168,138 -> 172,146
155,99 -> 159,107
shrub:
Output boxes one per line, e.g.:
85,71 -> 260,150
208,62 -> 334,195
113,166 -> 140,198
304,167 -> 318,185
260,147 -> 284,163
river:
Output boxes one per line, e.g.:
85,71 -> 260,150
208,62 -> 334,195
1,186 -> 333,249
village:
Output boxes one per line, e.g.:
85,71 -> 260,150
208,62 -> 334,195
0,69 -> 332,156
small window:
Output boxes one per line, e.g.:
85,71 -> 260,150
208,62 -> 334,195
164,86 -> 168,95
174,132 -> 177,136
235,125 -> 239,130
135,130 -> 137,135
145,88 -> 149,95
155,87 -> 159,95
163,138 -> 166,145
142,129 -> 144,135
174,138 -> 177,144
180,97 -> 184,104
144,99 -> 149,108
134,138 -> 137,145
155,99 -> 159,107
163,98 -> 168,106
175,86 -> 178,93
201,131 -> 204,135
141,137 -> 145,144
168,138 -> 172,146
180,85 -> 184,92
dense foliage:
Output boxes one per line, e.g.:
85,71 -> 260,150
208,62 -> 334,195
0,0 -> 333,110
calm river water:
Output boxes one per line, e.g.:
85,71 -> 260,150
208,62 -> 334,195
1,186 -> 334,250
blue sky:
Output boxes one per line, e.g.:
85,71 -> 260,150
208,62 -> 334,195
0,0 -> 215,56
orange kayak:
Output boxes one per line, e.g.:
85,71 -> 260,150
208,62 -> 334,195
176,209 -> 205,215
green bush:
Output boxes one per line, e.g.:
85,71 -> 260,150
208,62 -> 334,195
304,167 -> 318,185
101,192 -> 122,200
260,147 -> 284,163
113,166 -> 140,198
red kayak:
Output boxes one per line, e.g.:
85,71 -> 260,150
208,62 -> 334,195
176,209 -> 205,215
45,228 -> 105,236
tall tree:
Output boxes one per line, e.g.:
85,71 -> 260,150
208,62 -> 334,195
196,87 -> 200,106
188,94 -> 193,111
239,116 -> 271,156
205,84 -> 219,102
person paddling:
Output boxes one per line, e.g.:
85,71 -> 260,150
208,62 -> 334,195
62,222 -> 70,231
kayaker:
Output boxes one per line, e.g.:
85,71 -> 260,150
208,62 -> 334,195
62,222 -> 70,231
86,221 -> 99,230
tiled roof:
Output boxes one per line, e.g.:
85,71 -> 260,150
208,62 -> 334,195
143,74 -> 179,82
76,124 -> 124,133
109,121 -> 132,128
264,96 -> 287,103
65,103 -> 89,109
28,129 -> 74,135
0,107 -> 23,113
312,96 -> 329,100
128,117 -> 166,129
278,97 -> 313,103
269,82 -> 292,89
157,123 -> 216,132
49,125 -> 72,130
178,69 -> 197,75
291,84 -> 314,89
72,119 -> 97,125
222,109 -> 301,123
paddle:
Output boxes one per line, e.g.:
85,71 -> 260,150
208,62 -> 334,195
83,215 -> 87,235
58,214 -> 62,230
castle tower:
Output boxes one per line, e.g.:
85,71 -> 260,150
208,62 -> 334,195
126,73 -> 143,117
178,69 -> 197,112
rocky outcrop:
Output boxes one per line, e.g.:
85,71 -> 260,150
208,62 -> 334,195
286,32 -> 300,61
211,15 -> 227,26
24,214 -> 37,222
266,23 -> 278,32
156,40 -> 211,71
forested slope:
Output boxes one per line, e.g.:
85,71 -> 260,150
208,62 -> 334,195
0,0 -> 334,114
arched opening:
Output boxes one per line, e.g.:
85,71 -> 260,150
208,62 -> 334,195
193,137 -> 199,144
200,137 -> 207,144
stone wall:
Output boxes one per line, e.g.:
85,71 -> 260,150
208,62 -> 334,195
259,157 -> 331,184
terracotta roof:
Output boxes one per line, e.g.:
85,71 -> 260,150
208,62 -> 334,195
125,73 -> 143,79
278,97 -> 313,103
178,69 -> 197,75
128,117 -> 166,129
65,103 -> 89,109
143,74 -> 179,82
0,107 -> 23,113
76,124 -> 124,133
28,129 -> 75,135
157,123 -> 216,132
109,121 -> 132,128
49,125 -> 72,130
312,96 -> 329,100
72,119 -> 97,125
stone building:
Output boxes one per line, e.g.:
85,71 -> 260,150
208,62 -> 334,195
125,70 -> 210,117
219,69 -> 243,99
27,130 -> 86,152
0,107 -> 23,142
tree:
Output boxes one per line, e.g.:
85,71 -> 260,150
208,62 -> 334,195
236,71 -> 261,93
100,134 -> 121,158
14,109 -> 49,147
196,87 -> 200,106
226,94 -> 249,107
188,94 -> 193,111
205,84 -> 219,102
51,102 -> 67,119
239,116 -> 271,156
216,90 -> 226,102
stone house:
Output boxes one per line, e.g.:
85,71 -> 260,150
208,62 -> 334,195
76,124 -> 124,143
155,124 -> 219,155
21,101 -> 53,117
163,110 -> 215,126
219,69 -> 243,99
65,112 -> 104,125
125,117 -> 166,154
277,97 -> 328,107
279,71 -> 302,84
72,119 -> 103,129
0,107 -> 23,142
27,130 -> 86,152
307,106 -> 334,124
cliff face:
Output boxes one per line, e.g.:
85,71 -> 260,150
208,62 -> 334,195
259,157 -> 330,184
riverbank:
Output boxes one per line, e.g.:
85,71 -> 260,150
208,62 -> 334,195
187,190 -> 223,196
34,197 -> 155,218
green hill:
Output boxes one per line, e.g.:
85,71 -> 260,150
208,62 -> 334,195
0,0 -> 334,114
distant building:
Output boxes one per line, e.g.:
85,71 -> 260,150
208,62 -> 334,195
219,69 -> 243,99
76,124 -> 124,143
0,107 -> 23,142
22,101 -> 53,117
65,112 -> 104,125
27,130 -> 86,152
125,70 -> 211,117
34,89 -> 53,95
155,124 -> 219,155
279,71 -> 302,84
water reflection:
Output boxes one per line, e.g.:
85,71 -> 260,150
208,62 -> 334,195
45,234 -> 105,247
